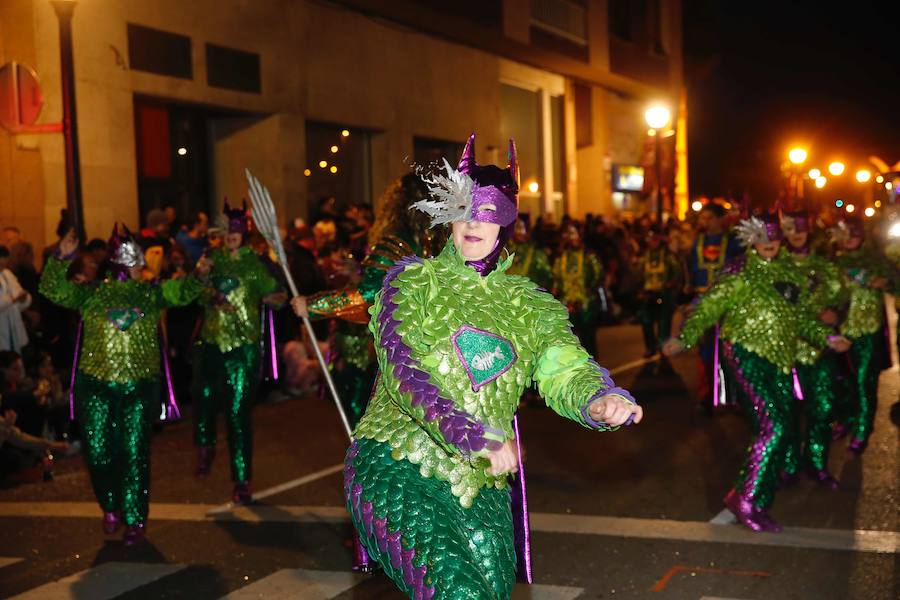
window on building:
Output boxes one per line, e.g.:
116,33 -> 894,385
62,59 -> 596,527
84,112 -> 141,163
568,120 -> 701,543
305,122 -> 372,219
206,44 -> 261,93
127,24 -> 192,79
530,0 -> 588,61
573,83 -> 592,149
608,0 -> 632,41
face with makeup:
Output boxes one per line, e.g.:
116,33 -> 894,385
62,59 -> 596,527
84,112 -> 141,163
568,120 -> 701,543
754,240 -> 781,259
786,230 -> 808,249
452,203 -> 502,261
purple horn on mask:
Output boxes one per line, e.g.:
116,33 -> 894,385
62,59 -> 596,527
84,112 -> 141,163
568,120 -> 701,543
458,133 -> 476,174
508,138 -> 519,191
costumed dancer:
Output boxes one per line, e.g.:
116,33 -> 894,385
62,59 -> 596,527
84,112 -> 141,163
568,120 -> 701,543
664,214 -> 849,532
292,173 -> 444,428
192,201 -> 281,503
636,226 -> 680,358
506,215 -> 552,290
551,224 -> 604,358
830,216 -> 893,454
684,202 -> 743,414
39,226 -> 206,544
343,134 -> 642,599
779,210 -> 847,488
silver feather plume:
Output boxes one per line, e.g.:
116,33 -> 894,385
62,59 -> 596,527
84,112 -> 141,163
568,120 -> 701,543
734,216 -> 769,247
412,158 -> 474,227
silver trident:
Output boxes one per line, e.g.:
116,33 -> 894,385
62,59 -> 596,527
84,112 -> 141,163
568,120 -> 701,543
245,169 -> 352,439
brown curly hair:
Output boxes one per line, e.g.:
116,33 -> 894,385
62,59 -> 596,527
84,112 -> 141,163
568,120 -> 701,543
368,172 -> 447,255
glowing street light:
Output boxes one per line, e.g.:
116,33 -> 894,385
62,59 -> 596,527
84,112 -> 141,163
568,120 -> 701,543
788,148 -> 808,165
303,168 -> 311,176
341,129 -> 350,137
875,200 -> 882,208
330,165 -> 338,174
808,168 -> 821,179
828,161 -> 845,176
855,169 -> 871,183
845,203 -> 855,213
691,200 -> 703,212
318,160 -> 328,168
330,145 -> 338,153
644,105 -> 671,129
527,181 -> 540,194
815,176 -> 827,189
875,174 -> 884,184
888,182 -> 894,191
864,207 -> 875,217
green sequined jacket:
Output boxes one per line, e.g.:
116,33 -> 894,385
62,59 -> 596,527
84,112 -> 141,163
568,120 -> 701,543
199,247 -> 278,353
40,257 -> 204,383
506,241 -> 552,290
354,241 -> 634,507
834,247 -> 893,338
679,249 -> 831,373
787,250 -> 847,365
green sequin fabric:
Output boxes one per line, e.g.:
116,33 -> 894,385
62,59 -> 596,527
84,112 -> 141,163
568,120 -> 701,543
39,257 -> 203,383
345,438 -> 515,599
75,373 -> 158,525
354,241 -> 626,508
199,247 -> 277,353
679,249 -> 830,373
835,247 -> 892,338
783,355 -> 838,473
193,342 -> 260,482
506,241 -> 552,290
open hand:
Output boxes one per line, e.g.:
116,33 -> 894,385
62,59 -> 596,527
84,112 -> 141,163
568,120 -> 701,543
662,338 -> 684,356
827,335 -> 852,353
588,394 -> 643,426
486,439 -> 518,476
291,296 -> 309,319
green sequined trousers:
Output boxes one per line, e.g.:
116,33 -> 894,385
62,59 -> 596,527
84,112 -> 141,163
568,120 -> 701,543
345,438 -> 515,600
192,342 -> 260,482
74,372 -> 158,526
782,355 -> 838,474
723,343 -> 793,510
845,331 -> 883,443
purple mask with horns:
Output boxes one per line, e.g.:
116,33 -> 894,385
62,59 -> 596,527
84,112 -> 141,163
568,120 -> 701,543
224,199 -> 249,234
414,133 -> 519,275
107,223 -> 146,281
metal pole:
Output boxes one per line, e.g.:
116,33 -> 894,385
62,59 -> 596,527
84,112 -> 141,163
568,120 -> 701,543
654,132 -> 662,222
51,1 -> 85,241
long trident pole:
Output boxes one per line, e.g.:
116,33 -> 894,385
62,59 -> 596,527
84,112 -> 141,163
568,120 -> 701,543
245,169 -> 353,439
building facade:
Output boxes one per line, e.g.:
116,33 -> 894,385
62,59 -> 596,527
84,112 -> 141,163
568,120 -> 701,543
0,0 -> 684,250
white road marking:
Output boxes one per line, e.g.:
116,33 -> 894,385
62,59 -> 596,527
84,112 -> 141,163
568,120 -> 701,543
219,568 -> 366,599
2,502 -> 896,554
608,355 -> 658,376
511,583 -> 585,599
207,463 -> 345,514
6,561 -> 184,600
700,597 -> 754,600
0,556 -> 23,569
709,508 -> 736,525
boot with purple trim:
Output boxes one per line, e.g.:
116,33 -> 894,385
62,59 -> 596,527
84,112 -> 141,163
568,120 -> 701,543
847,437 -> 867,455
723,488 -> 766,532
102,511 -> 122,535
752,509 -> 783,533
807,468 -> 840,491
194,446 -> 216,478
123,523 -> 145,546
232,481 -> 252,505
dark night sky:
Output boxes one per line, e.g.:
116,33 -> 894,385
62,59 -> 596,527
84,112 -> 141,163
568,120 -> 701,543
683,0 -> 900,203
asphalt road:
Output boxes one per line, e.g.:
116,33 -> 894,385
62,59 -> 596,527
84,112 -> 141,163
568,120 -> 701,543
0,321 -> 897,599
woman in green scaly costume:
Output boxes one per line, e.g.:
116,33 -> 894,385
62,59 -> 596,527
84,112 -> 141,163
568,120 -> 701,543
830,216 -> 893,454
778,211 -> 847,490
664,214 -> 850,533
342,135 -> 642,599
40,226 -> 207,545
292,174 -> 444,428
192,202 -> 281,504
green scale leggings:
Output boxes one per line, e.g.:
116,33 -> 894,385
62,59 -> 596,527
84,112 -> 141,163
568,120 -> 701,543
782,354 -> 838,474
192,342 -> 259,483
845,332 -> 882,443
345,438 -> 516,600
75,373 -> 158,526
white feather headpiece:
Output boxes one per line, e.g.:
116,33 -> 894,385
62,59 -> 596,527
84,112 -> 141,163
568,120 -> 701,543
411,158 -> 474,227
734,216 -> 770,247
828,221 -> 851,244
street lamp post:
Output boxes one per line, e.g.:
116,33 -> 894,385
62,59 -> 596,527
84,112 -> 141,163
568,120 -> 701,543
51,0 -> 85,241
787,147 -> 807,206
645,104 -> 671,222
